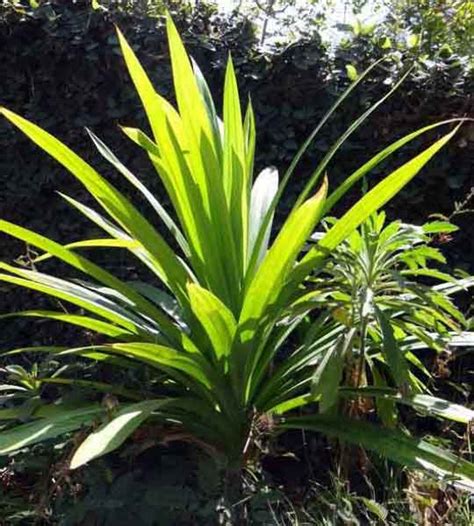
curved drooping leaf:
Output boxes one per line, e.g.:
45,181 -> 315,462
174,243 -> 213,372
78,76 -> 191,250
281,415 -> 474,491
0,108 -> 191,306
70,399 -> 170,469
340,388 -> 474,424
0,310 -> 134,339
0,220 -> 180,343
0,265 -> 151,336
0,405 -> 102,455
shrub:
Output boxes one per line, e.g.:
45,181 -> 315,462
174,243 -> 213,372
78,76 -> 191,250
303,212 -> 474,423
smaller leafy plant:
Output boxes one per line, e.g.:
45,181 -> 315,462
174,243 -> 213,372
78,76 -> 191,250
304,211 -> 474,427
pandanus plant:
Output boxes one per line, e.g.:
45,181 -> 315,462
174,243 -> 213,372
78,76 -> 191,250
0,17 -> 472,489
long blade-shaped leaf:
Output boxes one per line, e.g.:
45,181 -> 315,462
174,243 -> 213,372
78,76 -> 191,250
0,265 -> 150,336
247,167 -> 279,267
0,108 -> 190,305
70,399 -> 169,469
293,68 -> 413,209
223,55 -> 247,271
187,283 -> 236,363
324,119 -> 463,213
244,98 -> 256,185
192,57 -> 223,159
340,388 -> 474,424
115,26 -> 164,141
59,194 -> 186,287
0,221 -> 182,344
87,129 -> 190,257
97,343 -> 213,390
294,126 -> 459,284
0,310 -> 133,339
281,415 -> 474,491
0,405 -> 102,455
32,238 -> 138,264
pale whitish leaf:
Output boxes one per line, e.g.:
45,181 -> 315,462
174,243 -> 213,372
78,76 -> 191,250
341,388 -> 474,424
448,332 -> 474,347
239,176 -> 328,404
434,277 -> 474,295
70,400 -> 168,469
247,167 -> 279,267
400,394 -> 474,424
